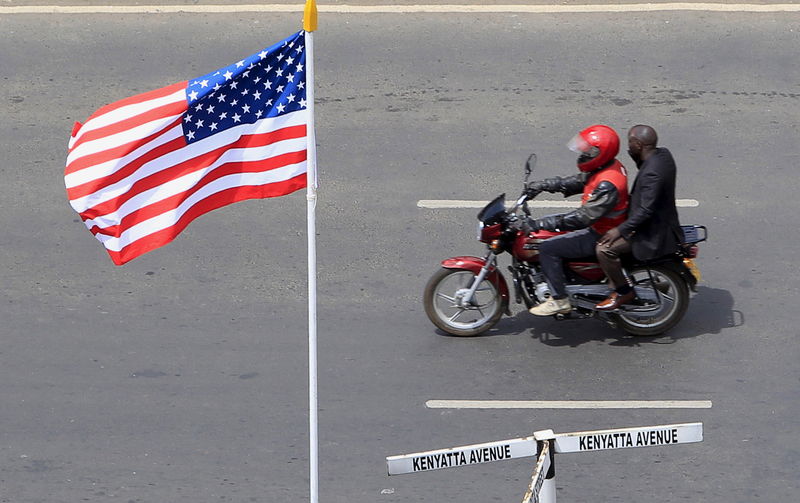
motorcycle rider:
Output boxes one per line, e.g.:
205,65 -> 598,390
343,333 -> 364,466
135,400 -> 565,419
526,124 -> 629,316
594,125 -> 684,310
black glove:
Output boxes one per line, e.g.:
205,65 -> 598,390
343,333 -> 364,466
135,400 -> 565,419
526,218 -> 541,232
526,180 -> 545,198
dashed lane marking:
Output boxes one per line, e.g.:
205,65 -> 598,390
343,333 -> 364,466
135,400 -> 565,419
426,399 -> 713,409
2,4 -> 800,14
418,199 -> 700,209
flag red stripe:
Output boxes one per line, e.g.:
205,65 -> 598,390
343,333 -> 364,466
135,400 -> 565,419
65,116 -> 184,176
69,100 -> 187,153
76,124 -> 307,218
79,81 -> 187,126
67,135 -> 186,200
104,174 -> 307,265
89,149 -> 308,237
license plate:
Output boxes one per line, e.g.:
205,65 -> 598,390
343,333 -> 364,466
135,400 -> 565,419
683,258 -> 702,283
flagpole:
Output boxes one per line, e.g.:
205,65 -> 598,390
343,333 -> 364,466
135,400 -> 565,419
303,1 -> 319,503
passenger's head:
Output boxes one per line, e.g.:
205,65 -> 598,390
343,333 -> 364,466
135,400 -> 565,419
627,125 -> 658,165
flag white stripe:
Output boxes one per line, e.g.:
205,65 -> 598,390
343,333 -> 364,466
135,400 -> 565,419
65,123 -> 183,189
96,161 -> 307,252
84,136 -> 309,230
70,110 -> 309,213
69,88 -> 186,146
67,113 -> 184,167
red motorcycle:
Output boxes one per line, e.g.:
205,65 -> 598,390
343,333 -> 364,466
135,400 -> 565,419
423,154 -> 706,336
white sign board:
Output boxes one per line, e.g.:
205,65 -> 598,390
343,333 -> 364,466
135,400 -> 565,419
386,436 -> 537,475
553,422 -> 703,454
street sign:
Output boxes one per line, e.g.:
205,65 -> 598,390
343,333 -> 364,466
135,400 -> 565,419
552,422 -> 703,454
386,422 -> 704,503
386,435 -> 538,475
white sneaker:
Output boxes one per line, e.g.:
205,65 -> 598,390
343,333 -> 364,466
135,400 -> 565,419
529,297 -> 572,316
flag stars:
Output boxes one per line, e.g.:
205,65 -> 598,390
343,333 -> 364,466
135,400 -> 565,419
182,31 -> 306,144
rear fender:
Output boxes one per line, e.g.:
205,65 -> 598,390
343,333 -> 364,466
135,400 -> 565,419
440,256 -> 510,312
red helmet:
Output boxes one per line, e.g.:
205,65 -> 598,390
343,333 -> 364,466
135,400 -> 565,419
568,124 -> 620,172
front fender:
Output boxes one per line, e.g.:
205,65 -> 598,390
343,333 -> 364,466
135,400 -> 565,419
440,256 -> 510,312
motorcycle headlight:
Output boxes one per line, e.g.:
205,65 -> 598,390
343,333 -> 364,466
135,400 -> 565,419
477,221 -> 484,241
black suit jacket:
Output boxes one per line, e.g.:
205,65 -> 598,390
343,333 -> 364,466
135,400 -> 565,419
618,148 -> 683,261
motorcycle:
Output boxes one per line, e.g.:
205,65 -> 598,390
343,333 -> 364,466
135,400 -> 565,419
423,154 -> 707,337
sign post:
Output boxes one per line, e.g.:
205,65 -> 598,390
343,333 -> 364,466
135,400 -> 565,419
386,422 -> 703,502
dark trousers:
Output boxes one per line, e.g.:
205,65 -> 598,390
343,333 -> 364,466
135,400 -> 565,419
538,228 -> 600,299
596,236 -> 633,291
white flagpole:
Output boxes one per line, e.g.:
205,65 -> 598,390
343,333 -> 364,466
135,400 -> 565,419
303,1 -> 319,502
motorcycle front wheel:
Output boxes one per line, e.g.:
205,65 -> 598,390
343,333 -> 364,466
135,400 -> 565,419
611,265 -> 690,336
423,268 -> 507,337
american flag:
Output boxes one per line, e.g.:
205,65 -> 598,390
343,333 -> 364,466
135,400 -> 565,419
66,30 -> 309,265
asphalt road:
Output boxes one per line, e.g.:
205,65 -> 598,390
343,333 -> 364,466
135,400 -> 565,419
1,3 -> 799,502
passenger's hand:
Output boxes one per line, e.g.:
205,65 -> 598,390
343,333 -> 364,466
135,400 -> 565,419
598,227 -> 624,246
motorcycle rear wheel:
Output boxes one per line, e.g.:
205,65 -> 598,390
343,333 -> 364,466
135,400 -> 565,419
611,265 -> 689,336
424,268 -> 507,336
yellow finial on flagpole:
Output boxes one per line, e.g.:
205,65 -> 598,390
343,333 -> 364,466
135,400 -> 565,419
303,0 -> 318,32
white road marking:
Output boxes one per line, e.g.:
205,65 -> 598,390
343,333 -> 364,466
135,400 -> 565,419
418,199 -> 700,209
426,399 -> 713,409
3,3 -> 800,14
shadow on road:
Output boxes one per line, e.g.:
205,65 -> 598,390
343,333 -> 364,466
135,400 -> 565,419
437,285 -> 740,347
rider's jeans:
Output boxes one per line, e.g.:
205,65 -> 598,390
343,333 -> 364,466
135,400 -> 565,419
538,227 -> 600,299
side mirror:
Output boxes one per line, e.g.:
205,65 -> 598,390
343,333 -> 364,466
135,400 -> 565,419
524,153 -> 536,183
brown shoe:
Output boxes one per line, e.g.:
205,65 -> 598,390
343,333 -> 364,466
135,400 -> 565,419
595,291 -> 636,311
